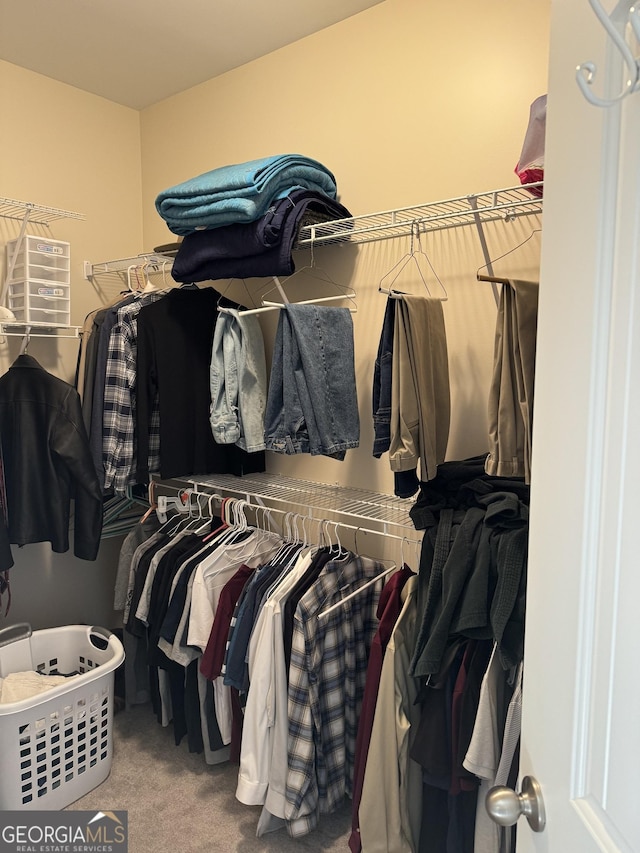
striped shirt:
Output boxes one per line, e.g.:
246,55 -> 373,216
102,292 -> 163,493
285,554 -> 384,837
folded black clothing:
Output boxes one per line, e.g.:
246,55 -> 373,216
171,189 -> 352,283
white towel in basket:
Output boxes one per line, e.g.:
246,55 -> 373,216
0,670 -> 77,704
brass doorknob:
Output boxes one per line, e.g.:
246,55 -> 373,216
486,775 -> 546,832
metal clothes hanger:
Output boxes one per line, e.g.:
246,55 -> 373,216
215,278 -> 259,313
379,224 -> 448,301
220,233 -> 358,318
19,327 -> 31,355
219,269 -> 357,317
275,241 -> 358,309
476,228 -> 542,286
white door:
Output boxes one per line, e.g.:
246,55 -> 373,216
515,1 -> 640,850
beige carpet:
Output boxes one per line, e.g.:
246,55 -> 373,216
67,703 -> 352,852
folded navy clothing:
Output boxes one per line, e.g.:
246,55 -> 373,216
155,154 -> 338,235
171,189 -> 352,282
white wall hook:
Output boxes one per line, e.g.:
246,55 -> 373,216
576,0 -> 640,107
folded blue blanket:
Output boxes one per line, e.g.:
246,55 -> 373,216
170,189 -> 352,282
155,155 -> 338,236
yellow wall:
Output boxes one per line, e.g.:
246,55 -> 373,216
140,0 -> 549,493
141,0 -> 549,243
0,0 -> 549,626
0,59 -> 143,380
0,60 -> 143,628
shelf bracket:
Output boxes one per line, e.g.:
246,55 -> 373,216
1,209 -> 32,309
467,195 -> 500,307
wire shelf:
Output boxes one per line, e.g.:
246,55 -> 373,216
85,253 -> 176,287
0,322 -> 81,339
295,183 -> 543,248
167,472 -> 416,531
0,197 -> 85,227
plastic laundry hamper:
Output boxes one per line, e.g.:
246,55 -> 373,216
0,623 -> 124,810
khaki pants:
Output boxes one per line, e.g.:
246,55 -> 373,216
389,295 -> 450,482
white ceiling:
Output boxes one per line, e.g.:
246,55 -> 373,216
0,0 -> 384,110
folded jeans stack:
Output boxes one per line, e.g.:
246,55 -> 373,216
170,188 -> 352,282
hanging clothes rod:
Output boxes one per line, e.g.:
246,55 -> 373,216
219,294 -> 357,317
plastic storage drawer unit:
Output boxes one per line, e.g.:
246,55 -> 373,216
0,623 -> 124,810
5,235 -> 71,326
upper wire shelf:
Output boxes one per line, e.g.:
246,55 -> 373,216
85,252 -> 176,287
0,197 -> 86,227
295,183 -> 543,248
0,323 -> 81,339
167,472 -> 416,530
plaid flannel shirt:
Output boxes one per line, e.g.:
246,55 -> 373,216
285,554 -> 383,837
102,293 -> 163,493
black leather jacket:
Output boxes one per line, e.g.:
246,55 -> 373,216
0,354 -> 103,560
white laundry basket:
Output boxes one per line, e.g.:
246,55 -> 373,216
0,623 -> 124,810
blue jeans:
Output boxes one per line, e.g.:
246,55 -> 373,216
264,304 -> 360,460
210,309 -> 268,453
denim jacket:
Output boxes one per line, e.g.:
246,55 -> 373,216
210,309 -> 267,453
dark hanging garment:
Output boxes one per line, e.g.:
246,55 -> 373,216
0,354 -> 103,560
0,439 -> 13,573
135,286 -> 265,481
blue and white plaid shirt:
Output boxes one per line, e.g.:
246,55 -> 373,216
102,292 -> 163,493
285,554 -> 383,837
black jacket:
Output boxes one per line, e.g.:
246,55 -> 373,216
0,354 -> 103,560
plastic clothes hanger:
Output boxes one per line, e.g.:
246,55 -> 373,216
202,496 -> 233,542
379,224 -> 448,301
156,490 -> 192,524
264,511 -> 297,564
127,264 -> 140,292
204,497 -> 252,547
476,228 -> 542,285
318,524 -> 417,621
138,481 -> 158,524
140,260 -> 158,294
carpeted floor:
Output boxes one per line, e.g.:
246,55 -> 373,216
66,703 -> 352,852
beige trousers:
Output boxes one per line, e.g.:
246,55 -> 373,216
389,294 -> 450,482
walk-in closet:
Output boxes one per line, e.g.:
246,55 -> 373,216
1,0 -> 639,851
